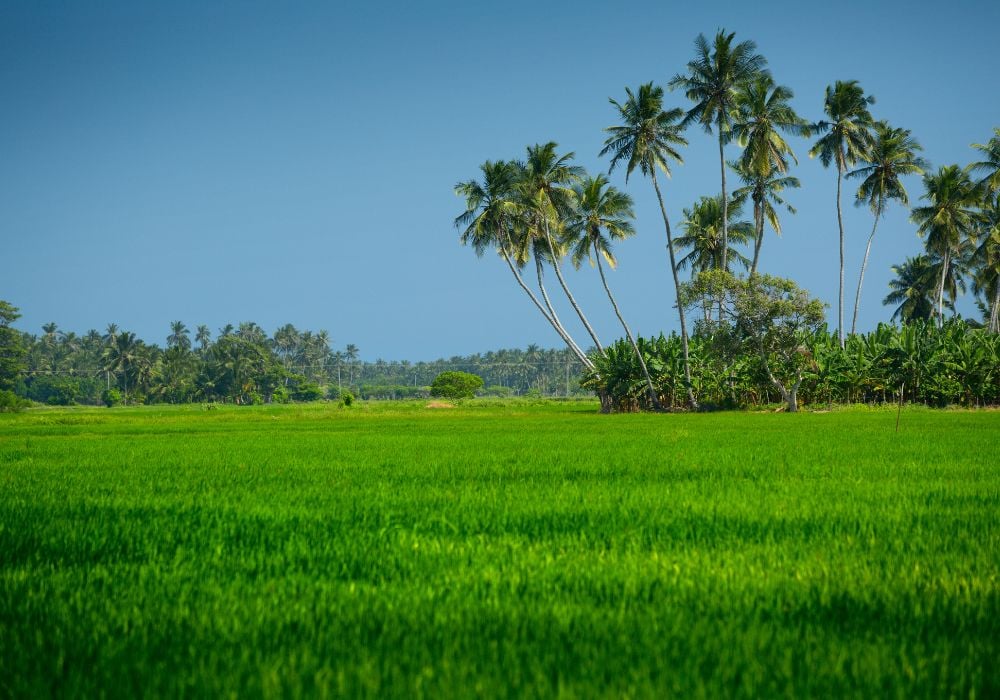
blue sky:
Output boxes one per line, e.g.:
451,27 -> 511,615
2,0 -> 998,360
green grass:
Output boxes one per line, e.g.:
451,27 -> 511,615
1,401 -> 998,698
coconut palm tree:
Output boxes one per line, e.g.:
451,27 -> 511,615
600,82 -> 697,408
455,160 -> 592,368
520,142 -> 603,354
729,74 -> 808,178
675,195 -> 754,276
846,121 -> 927,334
669,30 -> 769,272
167,321 -> 191,351
102,330 -> 141,403
911,165 -> 981,325
731,161 -> 799,275
195,325 -> 212,352
809,80 -> 876,347
883,255 -> 937,323
972,193 -> 1000,331
971,127 -> 1000,193
565,174 -> 659,408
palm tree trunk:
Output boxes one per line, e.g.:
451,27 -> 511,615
936,248 -> 950,328
594,242 -> 660,410
497,236 -> 592,369
532,254 -> 592,368
718,131 -> 729,272
652,172 -> 698,409
990,281 -> 1000,333
750,195 -> 764,276
836,161 -> 846,348
851,203 -> 882,335
543,219 -> 604,354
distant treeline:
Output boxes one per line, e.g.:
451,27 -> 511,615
5,315 -> 587,406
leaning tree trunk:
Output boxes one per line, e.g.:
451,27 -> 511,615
936,248 -> 950,328
652,172 -> 698,410
498,230 -> 593,370
595,242 -> 660,410
719,130 -> 729,273
534,255 -> 592,368
836,159 -> 846,348
543,219 -> 604,354
851,202 -> 882,336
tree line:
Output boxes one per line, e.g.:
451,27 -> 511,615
454,29 -> 1000,411
0,305 -> 587,407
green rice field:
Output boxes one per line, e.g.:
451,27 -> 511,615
1,401 -> 998,698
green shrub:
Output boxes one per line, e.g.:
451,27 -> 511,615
0,389 -> 28,412
340,390 -> 354,407
430,371 -> 484,400
291,381 -> 323,402
271,386 -> 290,404
101,388 -> 123,407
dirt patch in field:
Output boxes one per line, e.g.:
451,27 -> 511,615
425,401 -> 455,409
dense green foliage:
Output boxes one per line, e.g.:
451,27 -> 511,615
0,403 -> 996,697
585,320 -> 1000,412
430,371 -> 484,399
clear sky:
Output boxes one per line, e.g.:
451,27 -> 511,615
2,0 -> 998,360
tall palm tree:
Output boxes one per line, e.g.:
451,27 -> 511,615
600,82 -> 697,408
565,174 -> 659,408
809,80 -> 876,347
669,30 -> 769,272
729,74 -> 808,178
520,143 -> 603,354
102,330 -> 141,403
846,121 -> 927,334
911,165 -> 981,325
675,195 -> 753,276
345,343 -> 360,385
455,159 -> 593,368
972,193 -> 1000,331
731,161 -> 799,275
195,325 -> 212,352
883,256 -> 937,323
167,321 -> 191,351
971,127 -> 1000,193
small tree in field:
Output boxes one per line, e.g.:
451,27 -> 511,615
430,371 -> 484,399
682,271 -> 826,412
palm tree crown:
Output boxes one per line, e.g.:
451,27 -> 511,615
600,83 -> 687,181
809,81 -> 876,171
676,196 -> 753,275
971,127 -> 1000,193
883,256 -> 937,323
729,74 -> 808,177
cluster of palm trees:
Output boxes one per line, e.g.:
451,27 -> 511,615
456,29 -> 1000,410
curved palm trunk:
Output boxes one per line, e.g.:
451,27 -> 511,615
652,172 -> 698,410
750,193 -> 764,276
851,202 -> 882,335
594,242 -> 660,410
719,132 -> 729,272
498,234 -> 592,369
936,248 -> 950,328
533,255 -> 592,368
836,161 -> 846,348
543,219 -> 604,354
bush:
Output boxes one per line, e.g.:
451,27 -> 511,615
430,371 -> 484,400
271,386 -> 290,404
340,390 -> 354,407
101,388 -> 123,407
291,381 -> 324,402
0,389 -> 28,412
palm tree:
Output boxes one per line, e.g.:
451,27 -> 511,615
911,165 -> 981,325
520,143 -> 603,354
102,331 -> 141,403
167,321 -> 191,351
883,256 -> 937,323
971,127 -> 1000,193
195,325 -> 212,352
846,121 -> 927,334
809,80 -> 876,347
600,82 -> 697,408
345,344 -> 360,385
972,193 -> 1000,331
730,74 -> 808,178
676,195 -> 753,276
565,174 -> 659,408
731,161 -> 799,275
455,159 -> 593,368
669,30 -> 769,272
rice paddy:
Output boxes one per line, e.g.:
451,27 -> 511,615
1,401 -> 998,697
